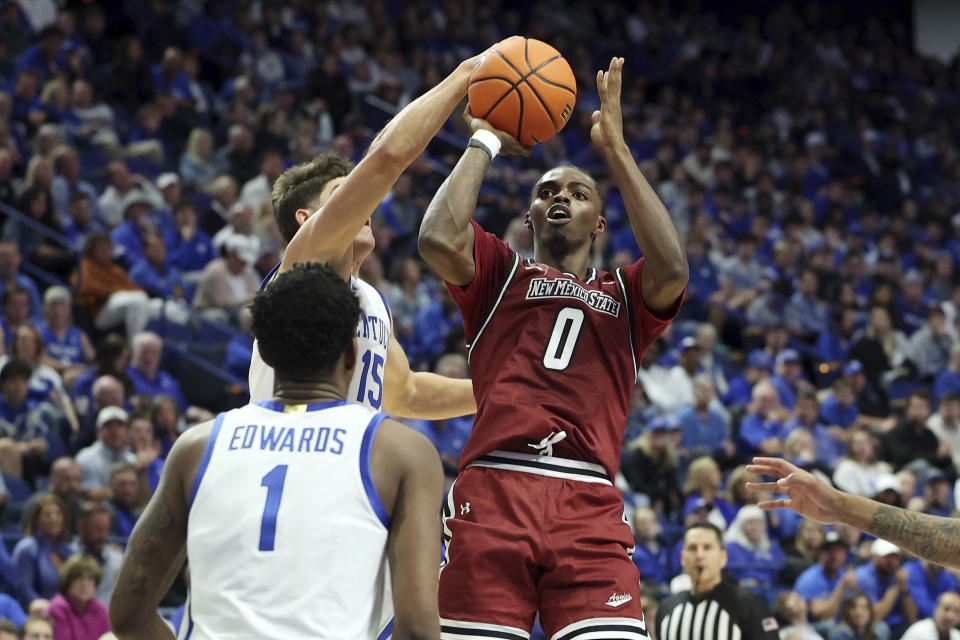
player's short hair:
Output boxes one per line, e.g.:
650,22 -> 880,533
251,263 -> 360,380
58,554 -> 103,593
684,521 -> 724,546
271,152 -> 354,243
529,162 -> 607,219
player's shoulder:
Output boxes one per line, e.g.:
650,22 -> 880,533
376,418 -> 439,461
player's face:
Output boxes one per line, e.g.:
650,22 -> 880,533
526,167 -> 605,251
681,527 -> 726,584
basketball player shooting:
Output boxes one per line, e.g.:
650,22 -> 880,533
418,57 -> 688,639
110,263 -> 444,639
248,54 -> 486,420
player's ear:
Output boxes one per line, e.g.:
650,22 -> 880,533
294,208 -> 311,228
524,214 -> 532,230
592,215 -> 606,237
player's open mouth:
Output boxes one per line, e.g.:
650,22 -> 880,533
546,204 -> 571,224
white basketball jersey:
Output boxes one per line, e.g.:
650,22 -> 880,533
248,267 -> 392,409
181,400 -> 394,640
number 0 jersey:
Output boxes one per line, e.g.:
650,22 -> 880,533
448,220 -> 679,478
182,400 -> 393,640
248,265 -> 392,409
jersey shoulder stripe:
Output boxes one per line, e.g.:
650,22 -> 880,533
466,251 -> 521,363
188,413 -> 226,509
259,260 -> 282,291
359,413 -> 390,528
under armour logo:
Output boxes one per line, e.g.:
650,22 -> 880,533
460,503 -> 471,515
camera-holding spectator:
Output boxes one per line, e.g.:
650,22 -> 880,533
853,539 -> 917,637
75,407 -> 134,496
71,502 -> 121,604
44,554 -> 110,640
12,494 -> 74,608
795,531 -> 858,624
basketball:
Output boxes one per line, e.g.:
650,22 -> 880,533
468,36 -> 577,147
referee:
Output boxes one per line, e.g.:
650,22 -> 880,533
656,522 -> 780,640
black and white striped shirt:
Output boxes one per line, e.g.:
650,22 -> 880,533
656,582 -> 779,640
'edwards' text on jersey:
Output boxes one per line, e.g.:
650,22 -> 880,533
525,277 -> 621,316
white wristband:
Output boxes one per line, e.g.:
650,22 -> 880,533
469,129 -> 501,160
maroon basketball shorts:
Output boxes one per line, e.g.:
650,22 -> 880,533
438,451 -> 649,640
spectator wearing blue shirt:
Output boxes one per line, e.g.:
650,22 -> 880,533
405,354 -> 472,479
724,505 -> 785,594
38,286 -> 95,379
0,358 -> 64,481
821,374 -> 861,429
770,349 -> 809,410
676,376 -> 732,458
126,332 -> 187,410
683,238 -> 720,317
724,349 -> 772,409
0,592 -> 26,626
854,539 -> 917,635
111,191 -> 157,269
932,345 -> 960,404
151,47 -> 193,102
920,472 -> 954,518
0,243 -> 42,322
785,389 -> 846,469
225,308 -> 254,381
14,27 -> 66,83
903,559 -> 958,620
129,234 -> 193,301
62,192 -> 106,252
794,531 -> 857,623
12,493 -> 75,608
165,199 -> 215,281
631,506 -> 670,585
107,463 -> 140,538
785,269 -> 830,338
895,270 -> 930,337
50,145 -> 102,224
817,306 -> 860,367
738,380 -> 790,456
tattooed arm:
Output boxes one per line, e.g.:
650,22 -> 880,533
746,457 -> 960,570
109,422 -> 211,638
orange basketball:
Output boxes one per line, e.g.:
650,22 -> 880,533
468,36 -> 577,147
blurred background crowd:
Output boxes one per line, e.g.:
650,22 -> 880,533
0,0 -> 958,638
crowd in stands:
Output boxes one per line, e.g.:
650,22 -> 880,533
0,0 -> 958,638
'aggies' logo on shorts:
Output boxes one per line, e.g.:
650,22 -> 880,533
604,592 -> 633,608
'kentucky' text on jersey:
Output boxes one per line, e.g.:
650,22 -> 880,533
449,220 -> 678,478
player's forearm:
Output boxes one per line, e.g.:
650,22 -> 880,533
836,491 -> 960,569
418,147 -> 490,284
602,141 -> 688,287
389,374 -> 476,420
369,62 -> 473,165
111,612 -> 176,640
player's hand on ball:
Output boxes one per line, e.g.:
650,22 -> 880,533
590,57 -> 625,150
462,106 -> 532,157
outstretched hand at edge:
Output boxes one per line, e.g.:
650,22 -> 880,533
745,456 -> 841,524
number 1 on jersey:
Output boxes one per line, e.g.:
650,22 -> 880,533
543,307 -> 585,371
259,464 -> 287,551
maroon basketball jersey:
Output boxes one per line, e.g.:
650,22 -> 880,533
448,221 -> 678,478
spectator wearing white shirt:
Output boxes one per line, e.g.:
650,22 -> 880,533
833,428 -> 894,497
926,392 -> 960,470
900,591 -> 960,640
211,202 -> 259,258
656,337 -> 701,413
238,148 -> 284,212
192,235 -> 260,323
75,407 -> 136,494
97,161 -> 163,228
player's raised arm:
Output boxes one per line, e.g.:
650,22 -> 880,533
593,58 -> 688,313
747,457 -> 960,570
371,419 -> 444,640
383,333 -> 476,419
282,55 -> 484,273
109,423 -> 210,639
418,108 -> 529,287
